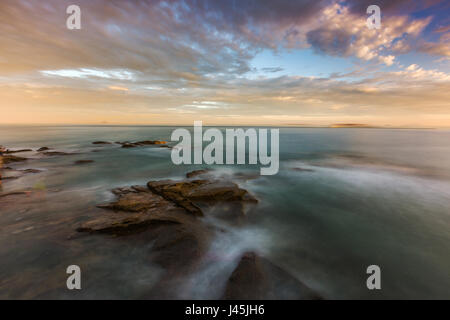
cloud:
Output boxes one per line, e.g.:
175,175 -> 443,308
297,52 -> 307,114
0,0 -> 449,126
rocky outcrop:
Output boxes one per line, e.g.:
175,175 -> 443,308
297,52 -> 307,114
223,252 -> 322,300
77,186 -> 212,273
147,179 -> 257,217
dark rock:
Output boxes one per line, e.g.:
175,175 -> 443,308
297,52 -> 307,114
77,186 -> 212,272
0,175 -> 20,180
74,160 -> 94,165
121,143 -> 137,148
292,167 -> 315,172
0,191 -> 29,198
42,151 -> 75,156
117,140 -> 167,148
5,149 -> 32,154
21,169 -> 42,174
186,169 -> 211,178
223,252 -> 322,300
3,155 -> 27,164
135,140 -> 167,145
92,141 -> 111,145
37,147 -> 50,152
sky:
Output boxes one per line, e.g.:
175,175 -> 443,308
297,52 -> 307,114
0,0 -> 449,127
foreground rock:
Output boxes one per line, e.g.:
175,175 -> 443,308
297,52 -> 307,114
77,186 -> 212,273
223,252 -> 322,300
147,179 -> 257,217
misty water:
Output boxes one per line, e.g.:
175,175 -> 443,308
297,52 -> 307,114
1,125 -> 449,299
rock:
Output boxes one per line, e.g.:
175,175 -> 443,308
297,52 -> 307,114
135,140 -> 167,145
147,180 -> 204,216
80,186 -> 191,234
92,141 -> 111,145
37,147 -> 50,152
0,175 -> 20,180
21,169 -> 42,174
74,160 -> 94,165
42,151 -> 75,156
3,155 -> 27,164
292,167 -> 314,172
121,143 -> 137,148
5,149 -> 32,154
0,191 -> 29,198
186,169 -> 211,178
77,186 -> 212,272
117,140 -> 167,148
147,179 -> 257,217
223,252 -> 322,300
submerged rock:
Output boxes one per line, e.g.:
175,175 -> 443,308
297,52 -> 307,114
0,175 -> 20,180
117,140 -> 167,148
42,151 -> 75,156
3,155 -> 27,164
77,186 -> 212,272
223,252 -> 322,300
74,160 -> 94,165
5,149 -> 32,154
186,169 -> 211,178
21,169 -> 42,174
92,141 -> 111,145
292,167 -> 315,172
37,147 -> 50,152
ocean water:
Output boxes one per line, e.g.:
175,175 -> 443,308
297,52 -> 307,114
0,125 -> 450,299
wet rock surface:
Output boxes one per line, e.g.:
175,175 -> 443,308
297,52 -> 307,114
223,252 -> 322,300
77,185 -> 213,278
92,141 -> 111,145
147,179 -> 257,217
37,147 -> 50,152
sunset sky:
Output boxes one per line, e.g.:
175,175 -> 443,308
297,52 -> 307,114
0,0 -> 449,127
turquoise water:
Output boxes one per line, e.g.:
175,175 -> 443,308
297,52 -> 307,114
1,125 -> 450,299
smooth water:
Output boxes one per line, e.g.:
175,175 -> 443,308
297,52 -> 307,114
1,126 -> 449,299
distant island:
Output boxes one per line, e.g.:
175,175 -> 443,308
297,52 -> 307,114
329,123 -> 374,128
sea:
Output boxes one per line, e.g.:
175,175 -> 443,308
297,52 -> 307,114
0,125 -> 449,299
